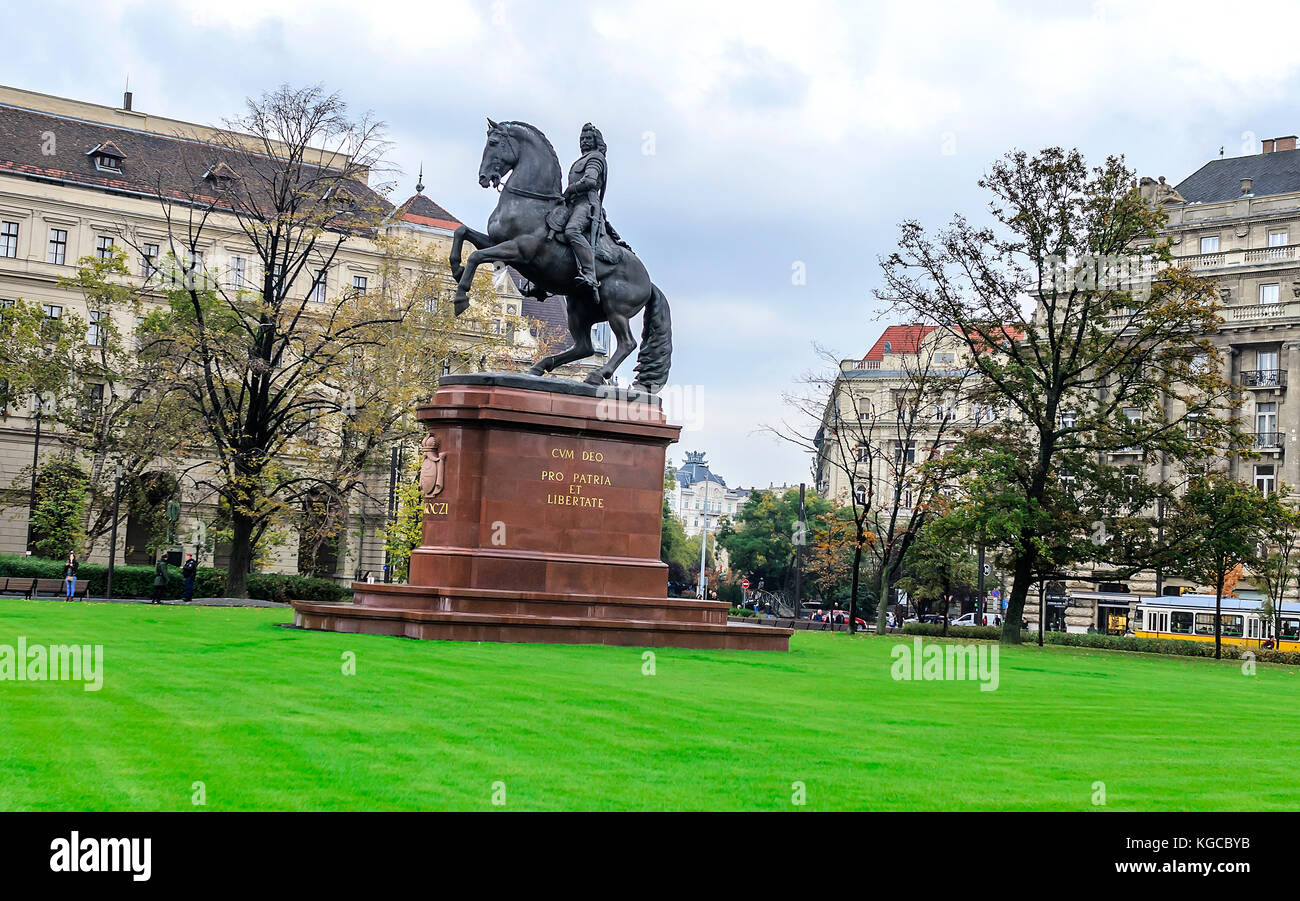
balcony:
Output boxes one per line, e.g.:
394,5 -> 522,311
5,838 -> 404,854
1254,431 -> 1284,455
1241,369 -> 1287,389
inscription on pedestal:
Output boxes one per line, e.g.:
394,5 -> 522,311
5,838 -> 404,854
544,444 -> 611,509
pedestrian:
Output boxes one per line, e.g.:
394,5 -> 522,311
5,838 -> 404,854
181,553 -> 198,603
152,554 -> 167,604
364,571 -> 375,584
63,552 -> 79,600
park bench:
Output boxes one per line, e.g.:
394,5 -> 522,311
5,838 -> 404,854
0,577 -> 37,598
31,578 -> 89,600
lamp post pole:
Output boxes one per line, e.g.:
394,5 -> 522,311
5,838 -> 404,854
106,463 -> 122,601
697,479 -> 712,600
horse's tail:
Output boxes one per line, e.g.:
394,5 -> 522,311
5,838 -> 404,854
634,282 -> 672,391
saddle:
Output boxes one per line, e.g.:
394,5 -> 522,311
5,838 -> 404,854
544,204 -> 630,264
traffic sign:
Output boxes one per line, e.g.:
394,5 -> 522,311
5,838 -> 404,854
742,578 -> 750,590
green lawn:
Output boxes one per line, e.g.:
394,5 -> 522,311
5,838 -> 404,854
0,599 -> 1295,811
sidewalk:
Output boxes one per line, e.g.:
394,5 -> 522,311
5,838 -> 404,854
74,596 -> 290,608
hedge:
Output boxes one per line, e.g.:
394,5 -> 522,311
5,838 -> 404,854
0,553 -> 348,604
901,623 -> 1005,641
1042,630 -> 1300,666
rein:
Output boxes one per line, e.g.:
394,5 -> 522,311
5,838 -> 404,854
502,181 -> 562,201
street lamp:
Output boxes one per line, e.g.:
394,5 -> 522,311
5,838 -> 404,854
106,462 -> 123,601
697,478 -> 711,599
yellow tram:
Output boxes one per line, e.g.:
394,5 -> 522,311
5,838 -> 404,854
1133,593 -> 1300,652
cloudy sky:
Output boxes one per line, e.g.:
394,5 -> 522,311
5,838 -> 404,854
8,0 -> 1300,487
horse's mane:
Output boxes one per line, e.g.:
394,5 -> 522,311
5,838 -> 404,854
500,121 -> 560,171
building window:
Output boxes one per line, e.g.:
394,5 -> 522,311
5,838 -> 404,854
1256,402 -> 1278,447
1200,235 -> 1220,253
1260,283 -> 1280,305
854,484 -> 867,506
81,383 -> 104,422
352,275 -> 367,295
894,441 -> 916,464
228,256 -> 247,289
47,228 -> 67,265
311,269 -> 327,303
95,235 -> 114,262
141,242 -> 160,279
41,303 -> 61,341
1269,229 -> 1289,248
1255,464 -> 1277,496
1190,350 -> 1209,374
0,221 -> 18,258
1059,410 -> 1077,430
87,310 -> 106,347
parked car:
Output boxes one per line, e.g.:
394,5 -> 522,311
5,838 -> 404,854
952,612 -> 1002,627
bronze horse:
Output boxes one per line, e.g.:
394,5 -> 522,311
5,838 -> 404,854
448,120 -> 671,390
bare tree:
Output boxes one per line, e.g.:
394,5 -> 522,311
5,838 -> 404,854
768,335 -> 974,632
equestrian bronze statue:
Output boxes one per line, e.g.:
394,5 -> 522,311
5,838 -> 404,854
448,120 -> 672,390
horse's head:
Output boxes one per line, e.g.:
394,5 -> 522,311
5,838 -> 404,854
479,118 -> 517,189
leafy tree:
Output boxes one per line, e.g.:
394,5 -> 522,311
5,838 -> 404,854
880,147 -> 1242,643
1171,474 -> 1271,658
46,251 -> 201,556
1253,490 -> 1299,646
383,446 -> 423,583
717,487 -> 833,598
896,512 -> 978,632
130,85 -> 509,595
29,454 -> 90,559
805,504 -> 862,607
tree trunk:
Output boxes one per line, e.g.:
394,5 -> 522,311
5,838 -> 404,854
849,534 -> 862,634
1214,570 -> 1223,661
1000,542 -> 1038,644
225,511 -> 255,598
876,560 -> 893,637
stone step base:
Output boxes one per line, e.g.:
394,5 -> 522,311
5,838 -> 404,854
293,601 -> 792,652
351,582 -> 728,625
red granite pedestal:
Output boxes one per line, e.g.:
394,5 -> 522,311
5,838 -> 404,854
292,373 -> 790,652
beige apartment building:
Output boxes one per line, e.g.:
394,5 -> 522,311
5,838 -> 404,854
815,324 -> 987,505
0,85 -> 605,581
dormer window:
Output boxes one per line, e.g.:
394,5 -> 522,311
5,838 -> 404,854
86,141 -> 125,173
203,162 -> 238,184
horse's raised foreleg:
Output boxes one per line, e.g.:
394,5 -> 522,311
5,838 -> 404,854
450,225 -> 493,285
585,312 -> 637,385
452,239 -> 524,315
530,303 -> 595,376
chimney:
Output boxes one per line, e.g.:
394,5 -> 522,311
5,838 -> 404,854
122,91 -> 133,111
1275,135 -> 1298,152
1263,138 -> 1275,154
1242,177 -> 1254,195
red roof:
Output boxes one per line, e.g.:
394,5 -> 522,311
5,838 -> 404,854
863,325 -> 937,361
395,192 -> 461,230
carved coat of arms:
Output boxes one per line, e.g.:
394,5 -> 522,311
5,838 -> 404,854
419,433 -> 446,500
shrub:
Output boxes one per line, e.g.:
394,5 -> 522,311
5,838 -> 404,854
0,553 -> 347,603
1042,630 -> 1300,665
728,606 -> 758,618
901,623 -> 1003,640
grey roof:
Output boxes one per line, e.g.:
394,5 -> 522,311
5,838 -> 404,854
1175,148 -> 1300,203
676,451 -> 726,489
